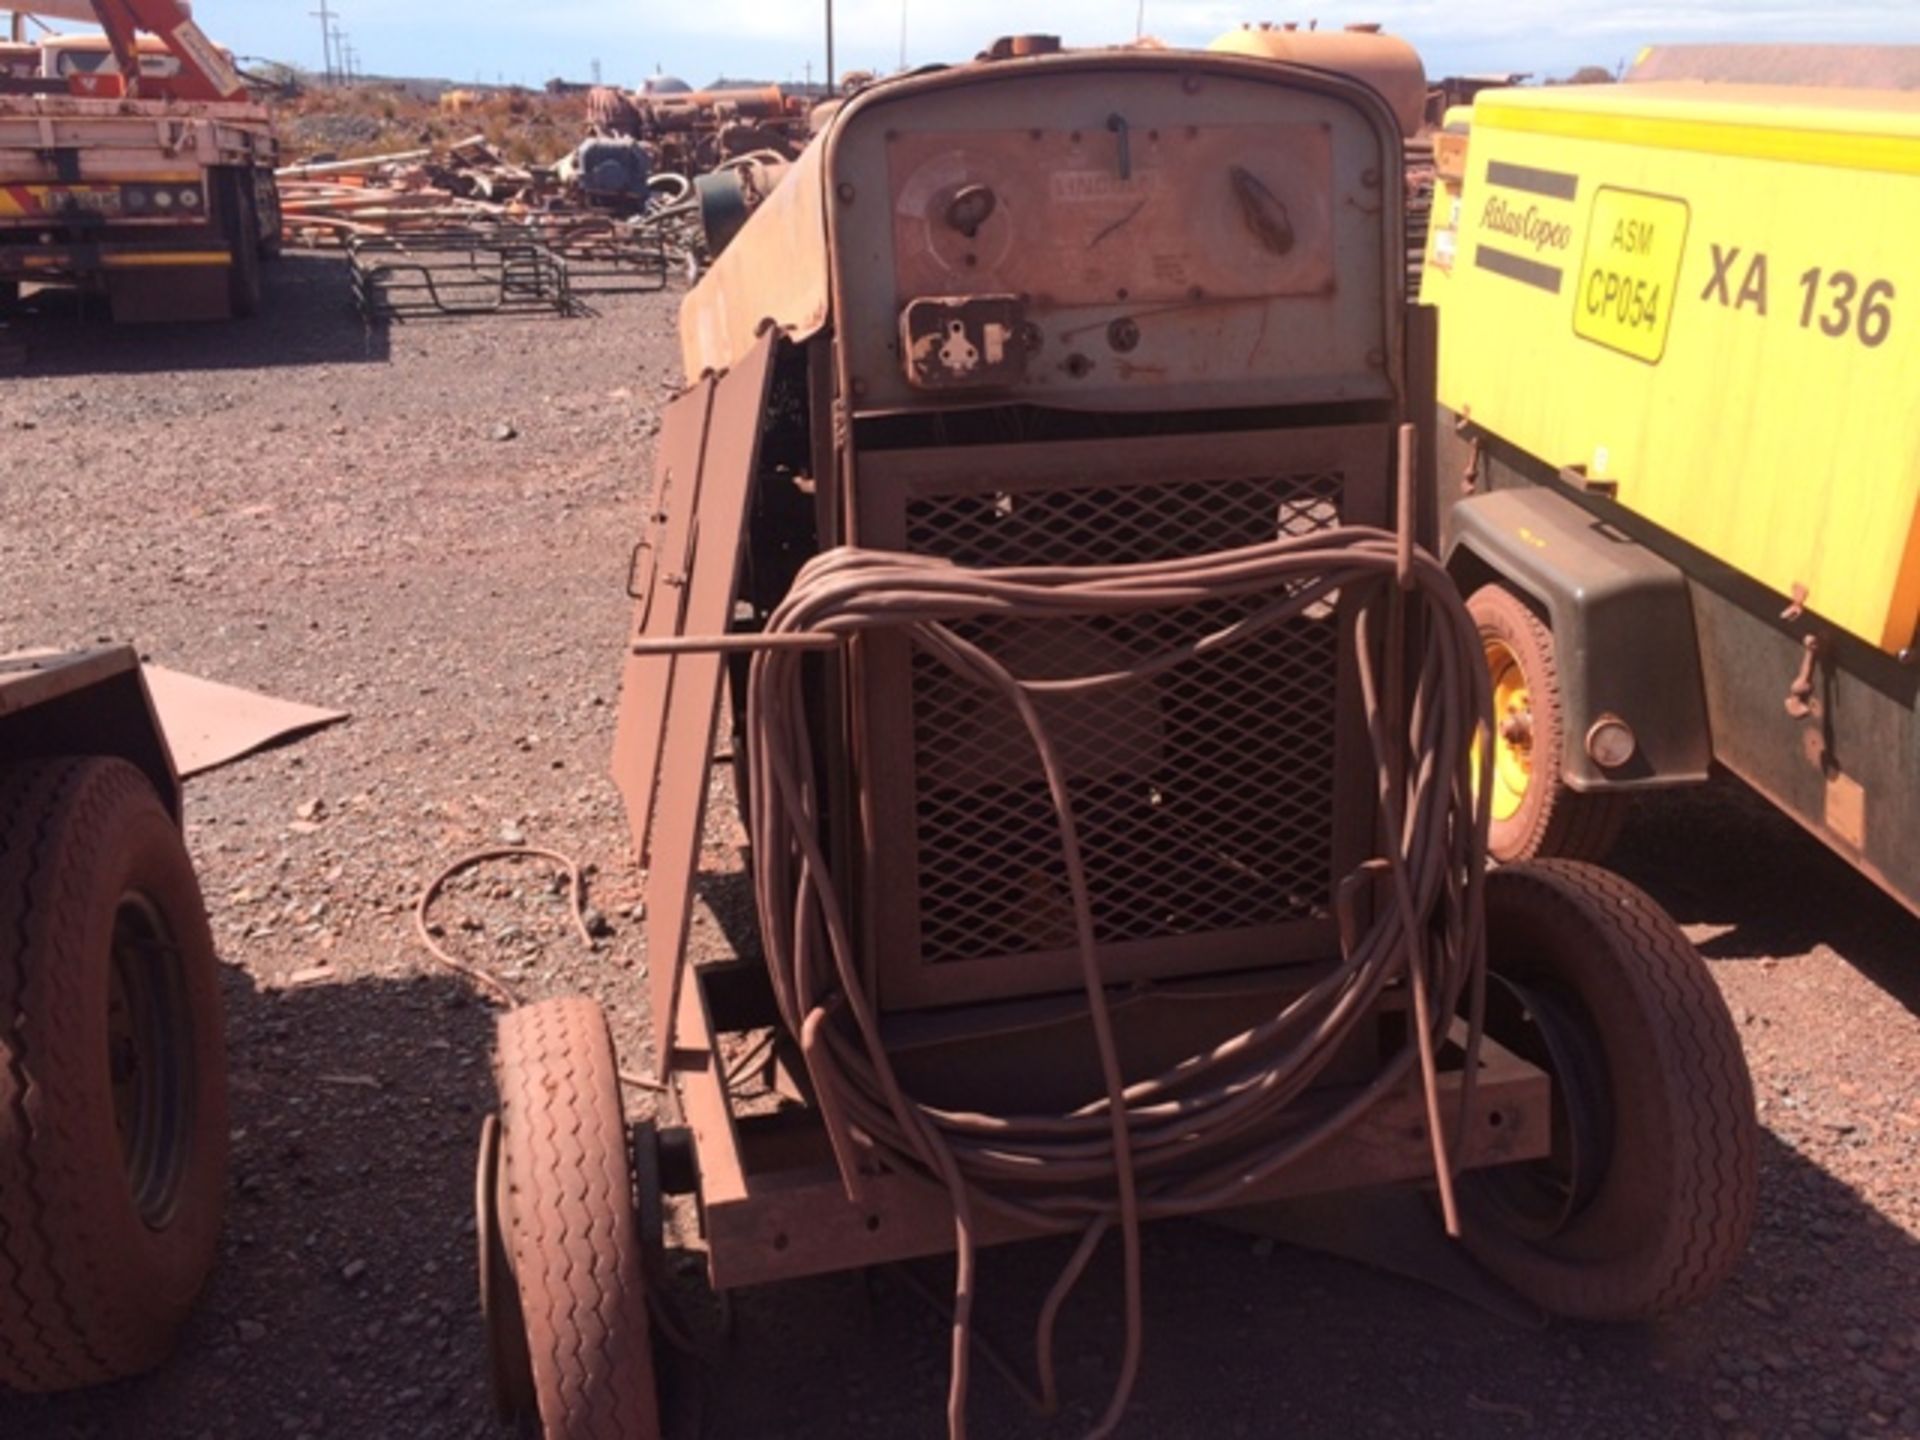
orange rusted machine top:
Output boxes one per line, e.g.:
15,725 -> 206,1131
679,45 -> 1409,418
1208,22 -> 1427,136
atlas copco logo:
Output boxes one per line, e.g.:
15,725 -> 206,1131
1481,195 -> 1572,253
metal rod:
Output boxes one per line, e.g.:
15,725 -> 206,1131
629,631 -> 842,656
1395,421 -> 1417,590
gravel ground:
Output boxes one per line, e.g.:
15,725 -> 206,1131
1,260 -> 1917,1440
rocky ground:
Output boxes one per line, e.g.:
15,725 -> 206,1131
1,262 -> 1916,1440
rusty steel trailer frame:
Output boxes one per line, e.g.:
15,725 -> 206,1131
666,958 -> 1547,1292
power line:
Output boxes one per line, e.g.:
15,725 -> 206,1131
309,0 -> 336,84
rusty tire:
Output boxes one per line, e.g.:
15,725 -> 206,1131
476,1112 -> 536,1422
492,997 -> 660,1439
216,168 -> 263,319
1468,585 -> 1628,864
0,758 -> 228,1392
1462,861 -> 1757,1319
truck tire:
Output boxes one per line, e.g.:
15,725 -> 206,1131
1468,584 -> 1627,863
1461,861 -> 1757,1319
257,172 -> 285,261
216,168 -> 262,319
488,997 -> 660,1440
0,757 -> 228,1392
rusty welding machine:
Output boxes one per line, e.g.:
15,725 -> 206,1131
474,41 -> 1759,1440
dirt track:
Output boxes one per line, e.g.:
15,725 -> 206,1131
1,261 -> 1917,1440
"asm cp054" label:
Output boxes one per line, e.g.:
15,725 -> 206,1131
1573,187 -> 1690,363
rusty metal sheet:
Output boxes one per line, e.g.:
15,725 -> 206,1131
678,141 -> 829,381
140,664 -> 346,777
633,330 -> 777,1064
2,649 -> 344,778
884,122 -> 1336,309
611,376 -> 717,868
0,647 -> 138,716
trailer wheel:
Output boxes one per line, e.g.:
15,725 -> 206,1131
1462,861 -> 1757,1319
487,997 -> 660,1439
1468,585 -> 1627,863
0,757 -> 228,1392
216,168 -> 263,319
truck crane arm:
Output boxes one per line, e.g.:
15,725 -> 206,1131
10,0 -> 246,100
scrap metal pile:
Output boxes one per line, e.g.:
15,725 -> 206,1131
276,135 -> 696,319
278,87 -> 811,319
584,81 -> 812,172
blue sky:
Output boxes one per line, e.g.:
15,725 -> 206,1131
27,2 -> 1920,89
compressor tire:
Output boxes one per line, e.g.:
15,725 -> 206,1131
492,997 -> 659,1439
1463,861 -> 1757,1319
1468,585 -> 1627,864
0,757 -> 228,1392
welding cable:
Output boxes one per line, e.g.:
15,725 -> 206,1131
413,845 -> 671,1092
412,844 -> 595,1007
743,532 -> 1492,1440
748,537 -> 1482,1436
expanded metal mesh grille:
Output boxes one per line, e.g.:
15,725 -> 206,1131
903,471 -> 1345,967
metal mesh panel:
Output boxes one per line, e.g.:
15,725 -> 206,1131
903,472 -> 1344,968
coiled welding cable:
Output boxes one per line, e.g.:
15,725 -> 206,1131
744,530 -> 1491,1440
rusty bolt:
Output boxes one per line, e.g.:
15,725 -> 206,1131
836,181 -> 856,203
1107,317 -> 1140,353
1063,353 -> 1094,379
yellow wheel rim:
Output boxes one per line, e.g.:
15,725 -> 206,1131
1474,638 -> 1534,825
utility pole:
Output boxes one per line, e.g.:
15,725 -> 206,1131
330,23 -> 348,83
310,0 -> 335,85
591,58 -> 602,86
824,0 -> 834,95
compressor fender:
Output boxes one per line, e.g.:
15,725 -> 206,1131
1446,484 -> 1711,793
